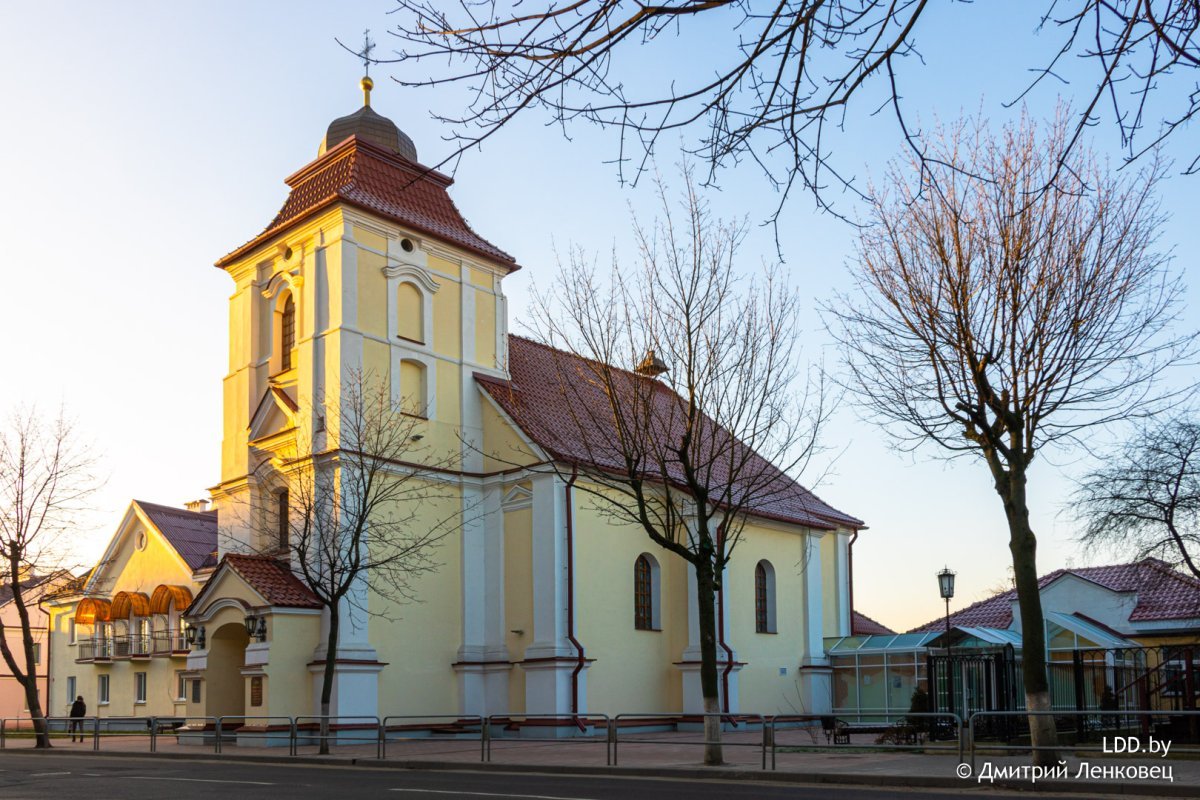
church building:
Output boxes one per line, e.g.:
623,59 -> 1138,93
45,75 -> 863,732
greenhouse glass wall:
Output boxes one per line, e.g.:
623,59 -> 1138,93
827,632 -> 942,721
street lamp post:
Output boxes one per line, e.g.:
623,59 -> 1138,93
937,567 -> 956,718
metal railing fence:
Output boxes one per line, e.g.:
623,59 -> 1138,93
767,711 -> 964,769
7,707 -> 1200,771
380,714 -> 485,761
613,713 -> 769,769
968,709 -> 1200,773
292,715 -> 382,758
216,716 -> 295,755
485,714 -> 611,764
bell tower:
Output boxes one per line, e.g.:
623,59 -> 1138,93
206,68 -> 519,717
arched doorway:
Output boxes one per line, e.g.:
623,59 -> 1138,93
207,622 -> 249,723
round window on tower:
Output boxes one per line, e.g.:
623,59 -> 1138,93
400,238 -> 415,253
135,530 -> 147,551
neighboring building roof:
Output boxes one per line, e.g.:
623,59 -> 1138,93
135,500 -> 218,571
221,554 -> 321,609
217,135 -> 517,270
0,571 -> 68,607
852,610 -> 895,635
476,336 -> 863,531
908,559 -> 1200,632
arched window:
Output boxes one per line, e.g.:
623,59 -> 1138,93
280,294 -> 295,370
276,488 -> 289,551
755,560 -> 776,633
634,553 -> 660,630
397,282 -> 423,343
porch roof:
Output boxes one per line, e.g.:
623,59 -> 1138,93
1045,611 -> 1138,650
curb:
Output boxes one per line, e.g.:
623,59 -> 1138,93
2,748 -> 1194,796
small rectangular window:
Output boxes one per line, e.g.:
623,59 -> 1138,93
175,671 -> 187,702
66,676 -> 77,706
191,679 -> 202,704
31,643 -> 41,665
69,619 -> 77,644
98,674 -> 110,704
135,672 -> 147,704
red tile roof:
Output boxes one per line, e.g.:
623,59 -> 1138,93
222,554 -> 322,609
136,500 -> 218,570
216,136 -> 517,270
852,610 -> 895,635
476,336 -> 863,531
908,559 -> 1200,632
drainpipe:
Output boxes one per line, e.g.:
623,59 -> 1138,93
564,471 -> 586,731
715,524 -> 735,717
847,529 -> 858,633
717,580 -> 735,717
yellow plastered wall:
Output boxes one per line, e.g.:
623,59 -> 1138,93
264,613 -> 321,717
356,241 -> 388,339
503,503 -> 532,713
572,489 -> 682,714
473,286 -> 496,369
727,520 -> 811,715
429,255 -> 462,360
821,533 -> 840,636
480,398 -> 539,472
371,487 -> 463,715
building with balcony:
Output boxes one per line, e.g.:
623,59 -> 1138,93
44,501 -> 214,720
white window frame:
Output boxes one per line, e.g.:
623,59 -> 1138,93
134,671 -> 147,704
97,674 -> 110,705
66,676 -> 77,707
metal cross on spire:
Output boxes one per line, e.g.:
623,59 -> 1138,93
357,29 -> 375,77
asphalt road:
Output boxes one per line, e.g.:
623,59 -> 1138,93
0,752 -> 1138,800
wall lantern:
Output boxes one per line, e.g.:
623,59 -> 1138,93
185,624 -> 206,649
243,613 -> 267,642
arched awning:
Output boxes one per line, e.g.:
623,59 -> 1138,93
74,597 -> 112,624
110,591 -> 151,619
149,584 -> 193,614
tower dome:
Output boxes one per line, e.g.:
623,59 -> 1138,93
318,77 -> 418,162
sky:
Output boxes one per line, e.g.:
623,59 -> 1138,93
1,2 -> 1196,632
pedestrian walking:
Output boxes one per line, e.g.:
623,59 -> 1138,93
69,695 -> 86,742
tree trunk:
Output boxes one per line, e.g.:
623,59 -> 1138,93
24,680 -> 50,749
995,463 -> 1058,766
694,559 -> 723,766
319,603 -> 339,755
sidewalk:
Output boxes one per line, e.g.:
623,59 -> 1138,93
3,729 -> 1198,797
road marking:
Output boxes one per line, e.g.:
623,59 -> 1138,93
128,776 -> 275,786
29,772 -> 71,777
390,790 -> 593,800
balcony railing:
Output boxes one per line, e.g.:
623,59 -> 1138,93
75,638 -> 112,662
151,630 -> 188,655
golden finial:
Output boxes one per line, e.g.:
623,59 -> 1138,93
361,75 -> 374,107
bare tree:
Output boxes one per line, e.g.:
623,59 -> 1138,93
257,372 -> 462,754
0,408 -> 98,748
1074,413 -> 1200,581
519,166 -> 834,764
384,1 -> 1200,215
828,111 -> 1191,764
